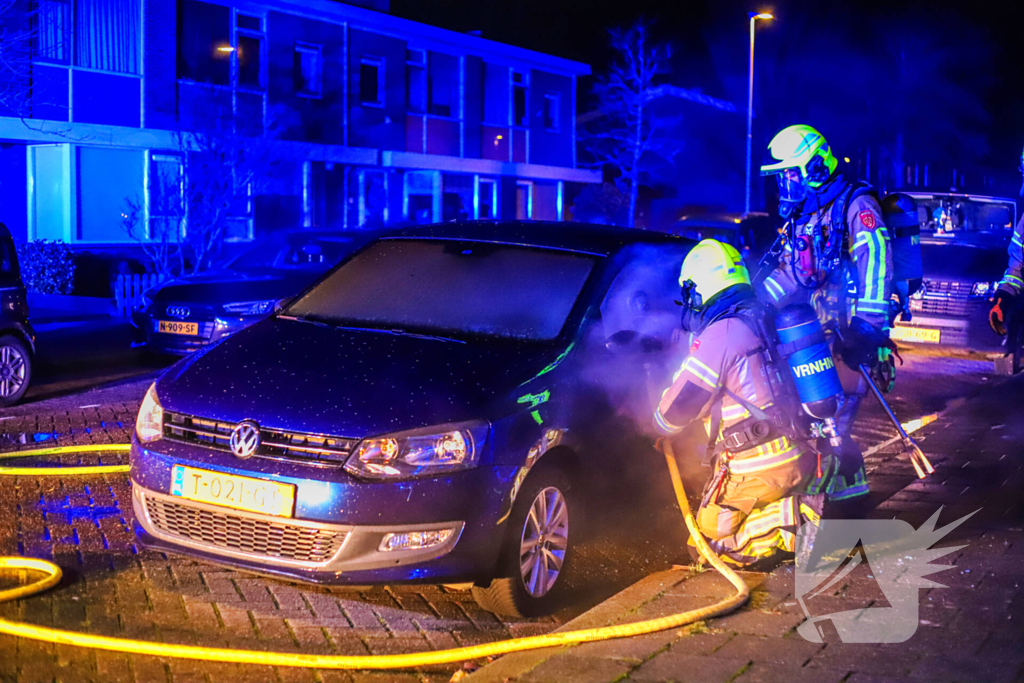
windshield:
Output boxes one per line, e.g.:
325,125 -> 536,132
284,239 -> 598,341
229,237 -> 358,271
913,196 -> 1016,236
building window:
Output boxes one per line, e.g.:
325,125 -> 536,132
235,12 -> 264,89
75,0 -> 141,73
359,170 -> 388,228
482,63 -> 507,125
360,57 -> 383,106
428,52 -> 457,118
404,170 -> 436,224
236,13 -> 260,31
149,154 -> 184,241
33,0 -> 140,73
516,180 -> 533,220
477,178 -> 497,219
294,43 -> 322,98
77,147 -> 145,242
512,71 -> 528,127
443,174 -> 473,222
32,0 -> 70,63
543,93 -> 559,132
406,49 -> 426,113
178,0 -> 230,85
224,177 -> 254,242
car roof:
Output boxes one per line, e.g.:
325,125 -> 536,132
674,211 -> 769,226
378,220 -> 690,256
904,191 -> 1016,205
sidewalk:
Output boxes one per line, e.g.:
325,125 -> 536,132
28,292 -> 117,325
465,373 -> 1024,683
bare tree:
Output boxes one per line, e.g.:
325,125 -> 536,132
581,21 -> 680,228
0,0 -> 35,117
177,127 -> 268,273
121,172 -> 186,280
123,102 -> 290,276
0,0 -> 79,136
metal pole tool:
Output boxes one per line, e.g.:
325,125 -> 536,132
858,363 -> 934,479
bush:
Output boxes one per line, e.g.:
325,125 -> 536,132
16,239 -> 76,294
72,251 -> 149,298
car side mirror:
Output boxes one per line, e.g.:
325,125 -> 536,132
274,298 -> 291,314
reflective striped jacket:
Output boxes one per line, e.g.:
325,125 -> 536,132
654,317 -> 808,475
998,213 -> 1024,296
761,192 -> 893,331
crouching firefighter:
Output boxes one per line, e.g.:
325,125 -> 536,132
654,240 -> 834,567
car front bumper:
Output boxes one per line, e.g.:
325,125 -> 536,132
892,306 -> 1006,352
129,441 -> 516,584
134,311 -> 258,354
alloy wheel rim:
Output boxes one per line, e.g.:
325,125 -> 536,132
0,344 -> 26,398
519,486 -> 569,598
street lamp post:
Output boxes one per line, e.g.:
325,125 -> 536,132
745,12 -> 773,216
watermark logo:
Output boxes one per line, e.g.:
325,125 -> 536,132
795,508 -> 976,643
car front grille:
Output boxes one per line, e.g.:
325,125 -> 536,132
918,280 -> 973,317
162,412 -> 358,465
144,494 -> 347,564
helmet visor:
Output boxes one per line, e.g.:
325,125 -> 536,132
776,167 -> 808,204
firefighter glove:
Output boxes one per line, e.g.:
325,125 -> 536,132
989,290 -> 1013,336
837,317 -> 886,369
872,347 -> 897,393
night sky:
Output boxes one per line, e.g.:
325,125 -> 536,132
392,0 -> 1024,191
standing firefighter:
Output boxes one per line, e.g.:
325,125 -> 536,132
989,146 -> 1024,337
757,125 -> 894,510
654,240 -> 820,567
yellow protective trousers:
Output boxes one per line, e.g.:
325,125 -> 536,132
691,450 -> 818,566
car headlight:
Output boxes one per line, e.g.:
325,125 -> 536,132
345,421 -> 489,480
136,383 -> 163,443
971,281 -> 997,298
222,299 -> 277,316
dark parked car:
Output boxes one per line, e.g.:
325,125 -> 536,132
0,224 -> 34,407
130,222 -> 692,616
134,229 -> 380,355
890,192 -> 1016,351
661,211 -> 776,263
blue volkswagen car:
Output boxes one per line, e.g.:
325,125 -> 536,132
130,222 -> 691,616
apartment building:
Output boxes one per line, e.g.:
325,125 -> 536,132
0,0 -> 598,252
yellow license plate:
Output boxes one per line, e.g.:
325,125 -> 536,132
158,320 -> 199,336
890,325 -> 941,344
170,465 -> 296,517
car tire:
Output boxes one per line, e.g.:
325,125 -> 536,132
0,335 -> 31,407
471,465 -> 576,618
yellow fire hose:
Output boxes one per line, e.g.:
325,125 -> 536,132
0,441 -> 749,670
0,444 -> 131,476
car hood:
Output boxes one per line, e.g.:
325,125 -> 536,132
921,240 -> 1010,282
152,270 -> 320,304
157,317 -> 559,438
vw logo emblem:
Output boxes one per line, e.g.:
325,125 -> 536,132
229,420 -> 261,459
166,305 -> 190,319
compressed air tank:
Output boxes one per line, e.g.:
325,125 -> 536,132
775,303 -> 842,419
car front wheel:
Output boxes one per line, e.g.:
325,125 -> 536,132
472,466 -> 574,617
0,335 -> 31,407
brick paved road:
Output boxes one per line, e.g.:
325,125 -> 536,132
465,357 -> 1024,683
0,354 -> 998,683
0,399 -> 566,683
